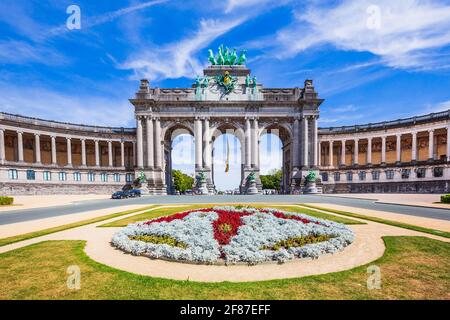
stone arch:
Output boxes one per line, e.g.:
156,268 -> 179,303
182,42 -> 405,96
210,122 -> 245,193
259,121 -> 293,194
162,121 -> 195,194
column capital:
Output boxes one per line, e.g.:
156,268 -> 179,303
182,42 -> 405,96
428,128 -> 435,133
34,132 -> 40,137
66,137 -> 72,141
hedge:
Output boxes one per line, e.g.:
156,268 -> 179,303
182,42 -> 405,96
0,196 -> 14,206
441,194 -> 450,204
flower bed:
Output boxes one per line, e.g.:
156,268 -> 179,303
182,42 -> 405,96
111,206 -> 355,265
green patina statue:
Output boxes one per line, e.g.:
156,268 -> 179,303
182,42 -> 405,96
138,171 -> 147,184
196,172 -> 207,184
215,70 -> 237,95
246,171 -> 256,184
208,45 -> 247,66
305,171 -> 316,182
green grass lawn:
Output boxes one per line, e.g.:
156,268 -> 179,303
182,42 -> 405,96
0,205 -> 155,247
300,204 -> 450,239
0,236 -> 449,299
99,203 -> 362,227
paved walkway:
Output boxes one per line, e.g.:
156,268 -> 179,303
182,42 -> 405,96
322,193 -> 449,209
0,194 -> 110,212
1,194 -> 449,225
0,205 -> 449,282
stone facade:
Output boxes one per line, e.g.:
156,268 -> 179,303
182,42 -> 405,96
2,63 -> 450,195
130,65 -> 322,195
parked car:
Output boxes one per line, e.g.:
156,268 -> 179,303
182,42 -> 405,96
111,191 -> 128,199
127,189 -> 142,198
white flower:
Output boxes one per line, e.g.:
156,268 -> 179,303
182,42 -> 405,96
111,207 -> 354,265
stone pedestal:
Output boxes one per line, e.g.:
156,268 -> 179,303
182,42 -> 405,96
138,181 -> 150,195
198,181 -> 209,195
246,181 -> 258,195
304,180 -> 318,194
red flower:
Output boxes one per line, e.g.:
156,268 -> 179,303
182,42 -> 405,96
144,208 -> 211,225
260,209 -> 320,225
212,210 -> 251,245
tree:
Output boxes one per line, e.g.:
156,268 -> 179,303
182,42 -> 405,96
172,170 -> 194,193
260,169 -> 282,190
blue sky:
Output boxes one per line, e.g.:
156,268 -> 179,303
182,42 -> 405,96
1,0 -> 450,189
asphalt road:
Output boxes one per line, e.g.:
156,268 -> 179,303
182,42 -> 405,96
0,194 -> 449,226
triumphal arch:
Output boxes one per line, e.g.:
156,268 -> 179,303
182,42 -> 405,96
130,46 -> 323,194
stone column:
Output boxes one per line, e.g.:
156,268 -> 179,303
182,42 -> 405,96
245,118 -> 251,168
17,131 -> 24,162
203,118 -> 211,169
146,117 -> 154,168
136,117 -> 144,168
340,139 -> 346,166
132,141 -> 136,166
396,134 -> 401,163
51,136 -> 57,165
108,140 -> 113,167
447,125 -> 450,162
329,140 -> 333,167
292,118 -> 300,168
302,116 -> 309,167
154,118 -> 162,169
81,139 -> 86,166
312,116 -> 318,167
381,136 -> 386,164
428,129 -> 434,160
120,141 -> 125,167
66,138 -> 72,166
318,141 -> 322,167
251,118 -> 259,168
194,118 -> 202,169
0,129 -> 5,163
34,133 -> 41,164
412,132 -> 417,161
95,140 -> 100,167
367,137 -> 372,165
353,138 -> 359,165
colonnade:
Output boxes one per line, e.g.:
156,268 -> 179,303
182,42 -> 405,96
319,126 -> 450,167
0,128 -> 133,168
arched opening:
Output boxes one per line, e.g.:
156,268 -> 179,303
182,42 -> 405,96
259,125 -> 291,194
211,125 -> 244,194
163,124 -> 195,195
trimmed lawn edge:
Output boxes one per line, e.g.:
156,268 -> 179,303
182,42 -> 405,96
98,203 -> 364,227
0,205 -> 155,247
299,203 -> 450,239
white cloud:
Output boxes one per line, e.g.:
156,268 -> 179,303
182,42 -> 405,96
267,0 -> 450,70
0,83 -> 134,127
120,17 -> 248,80
0,40 -> 67,65
47,0 -> 167,38
424,100 -> 450,113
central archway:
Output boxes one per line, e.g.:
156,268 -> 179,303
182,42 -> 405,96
210,123 -> 245,194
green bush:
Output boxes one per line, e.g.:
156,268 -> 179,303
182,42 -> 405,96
0,196 -> 14,206
441,194 -> 450,203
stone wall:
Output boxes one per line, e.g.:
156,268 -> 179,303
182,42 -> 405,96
0,183 -> 123,195
322,180 -> 450,194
